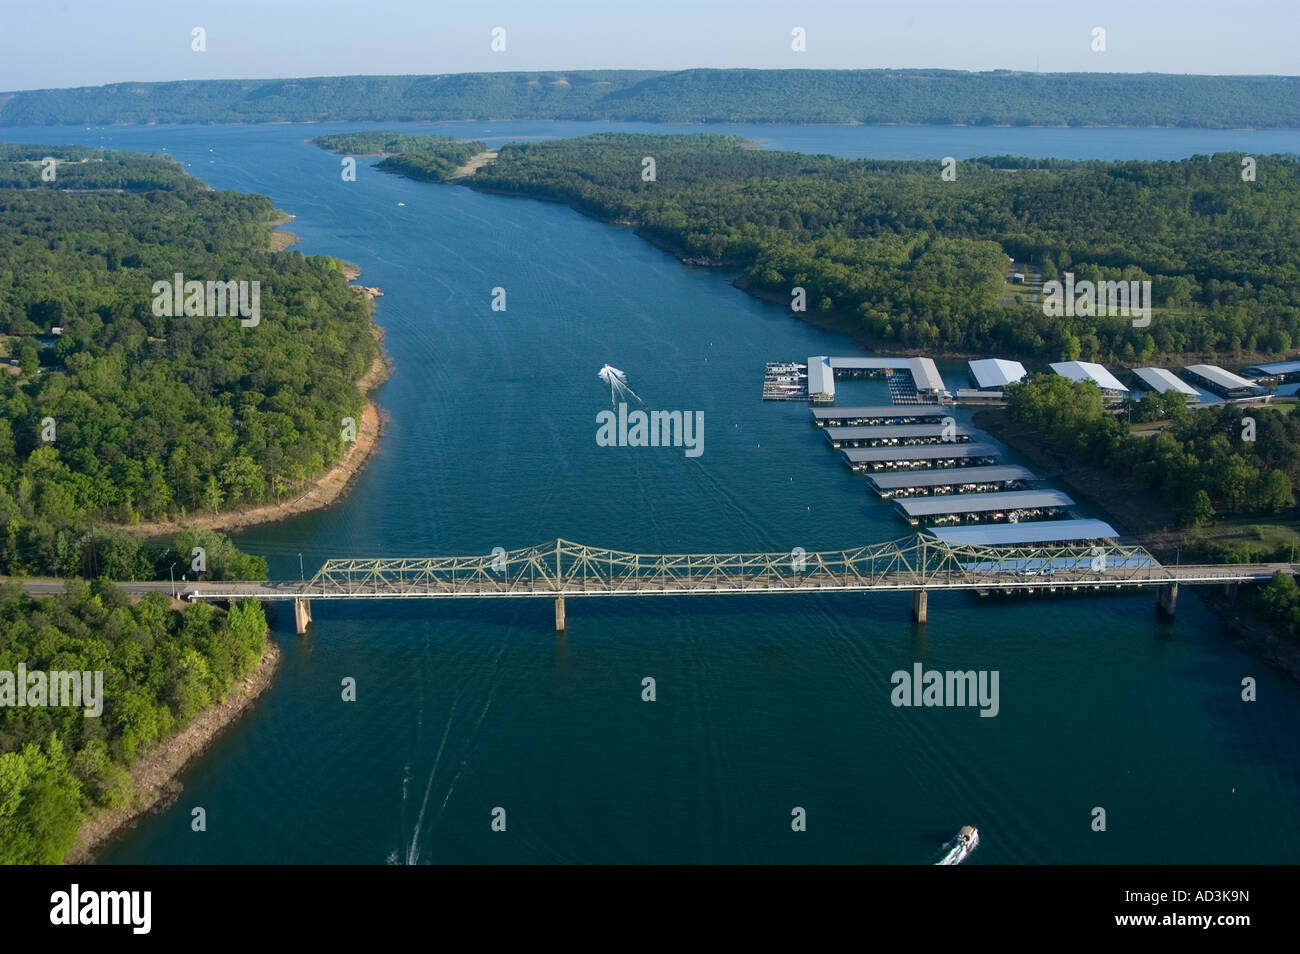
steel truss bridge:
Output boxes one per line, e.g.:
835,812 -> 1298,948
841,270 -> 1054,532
169,537 -> 1294,632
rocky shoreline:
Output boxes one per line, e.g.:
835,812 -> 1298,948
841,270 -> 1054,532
66,637 -> 282,864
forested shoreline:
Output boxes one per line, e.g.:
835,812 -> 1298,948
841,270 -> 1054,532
1006,375 -> 1296,532
454,134 -> 1300,365
1001,376 -> 1300,649
0,584 -> 269,863
0,144 -> 378,579
0,143 -> 382,863
4,70 -> 1299,128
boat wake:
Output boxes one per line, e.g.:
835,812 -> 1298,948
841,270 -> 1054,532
935,826 -> 979,865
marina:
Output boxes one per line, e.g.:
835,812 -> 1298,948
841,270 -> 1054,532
778,354 -> 952,405
762,361 -> 808,400
778,356 -> 1123,546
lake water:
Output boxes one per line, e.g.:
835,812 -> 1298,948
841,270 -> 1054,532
5,120 -> 1300,863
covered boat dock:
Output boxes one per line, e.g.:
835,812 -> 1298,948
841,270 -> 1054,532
894,489 -> 1075,526
811,405 -> 948,427
866,465 -> 1037,499
824,423 -> 974,448
841,443 -> 1000,472
927,518 -> 1120,546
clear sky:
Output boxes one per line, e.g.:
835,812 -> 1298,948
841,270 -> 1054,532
2,0 -> 1295,91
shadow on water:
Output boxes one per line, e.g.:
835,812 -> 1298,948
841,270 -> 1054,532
298,590 -> 914,631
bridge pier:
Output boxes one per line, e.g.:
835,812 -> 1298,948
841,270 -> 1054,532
911,589 -> 928,624
555,596 -> 566,633
294,597 -> 313,635
1156,583 -> 1178,618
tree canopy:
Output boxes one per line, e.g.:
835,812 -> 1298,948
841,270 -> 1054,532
311,133 -> 485,182
0,582 -> 267,863
457,133 -> 1300,364
4,70 -> 1298,128
0,144 -> 376,578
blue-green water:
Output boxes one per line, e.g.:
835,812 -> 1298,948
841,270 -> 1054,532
7,121 -> 1300,863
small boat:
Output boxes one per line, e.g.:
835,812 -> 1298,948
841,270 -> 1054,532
935,825 -> 979,865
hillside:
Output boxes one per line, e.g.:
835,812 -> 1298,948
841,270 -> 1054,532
3,69 -> 1299,128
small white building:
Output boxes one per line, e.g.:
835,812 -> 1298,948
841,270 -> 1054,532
969,358 -> 1027,391
1049,360 -> 1129,401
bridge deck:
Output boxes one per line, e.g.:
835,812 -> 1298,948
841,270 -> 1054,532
6,537 -> 1291,601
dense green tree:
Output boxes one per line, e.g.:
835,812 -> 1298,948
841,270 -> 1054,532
1007,375 -> 1300,526
0,583 -> 268,862
3,71 -> 1297,128
0,144 -> 376,579
426,134 -> 1300,364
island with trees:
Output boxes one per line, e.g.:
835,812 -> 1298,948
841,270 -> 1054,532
311,132 -> 487,183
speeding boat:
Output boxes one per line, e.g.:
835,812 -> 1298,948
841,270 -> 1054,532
935,826 -> 979,865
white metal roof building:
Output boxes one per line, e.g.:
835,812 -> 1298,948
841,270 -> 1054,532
1131,367 -> 1200,400
865,465 -> 1036,498
807,356 -> 835,403
1242,360 -> 1300,379
927,519 -> 1120,546
968,358 -> 1027,390
1049,361 -> 1129,395
894,490 -> 1075,525
908,356 -> 946,394
804,355 -> 948,403
1183,364 -> 1265,399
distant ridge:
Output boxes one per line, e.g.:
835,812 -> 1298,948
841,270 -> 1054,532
3,69 -> 1298,128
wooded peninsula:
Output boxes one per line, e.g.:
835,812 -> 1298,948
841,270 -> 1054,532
0,144 -> 378,579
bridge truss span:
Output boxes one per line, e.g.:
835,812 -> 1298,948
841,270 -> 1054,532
304,536 -> 1188,599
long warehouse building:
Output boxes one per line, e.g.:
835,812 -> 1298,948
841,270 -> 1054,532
842,443 -> 1001,472
1131,366 -> 1200,402
894,490 -> 1075,526
824,424 -> 973,448
866,465 -> 1037,499
1183,364 -> 1265,399
1049,361 -> 1130,401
